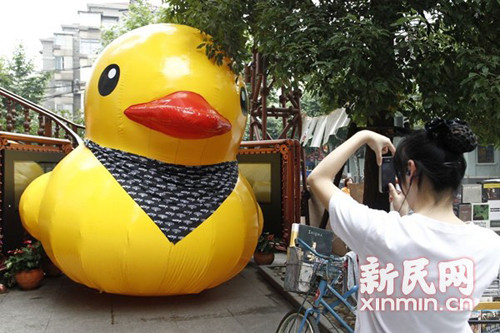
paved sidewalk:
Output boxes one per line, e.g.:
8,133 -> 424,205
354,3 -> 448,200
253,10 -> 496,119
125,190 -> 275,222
0,261 -> 292,333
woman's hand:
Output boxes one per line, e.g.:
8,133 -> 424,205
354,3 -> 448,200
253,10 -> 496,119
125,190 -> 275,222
363,131 -> 396,165
389,182 -> 409,215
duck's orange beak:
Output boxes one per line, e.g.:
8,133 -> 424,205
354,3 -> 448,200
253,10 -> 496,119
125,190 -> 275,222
124,91 -> 231,139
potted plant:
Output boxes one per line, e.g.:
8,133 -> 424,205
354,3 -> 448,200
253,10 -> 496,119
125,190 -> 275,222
254,232 -> 286,265
0,253 -> 7,293
0,231 -> 6,293
4,240 -> 44,290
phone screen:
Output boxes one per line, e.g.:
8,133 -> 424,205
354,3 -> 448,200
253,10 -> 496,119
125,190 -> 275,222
379,156 -> 395,193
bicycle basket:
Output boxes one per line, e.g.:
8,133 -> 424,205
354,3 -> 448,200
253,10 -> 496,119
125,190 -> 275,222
284,246 -> 315,293
284,246 -> 344,293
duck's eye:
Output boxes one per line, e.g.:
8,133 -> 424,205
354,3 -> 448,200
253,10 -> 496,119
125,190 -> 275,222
98,64 -> 120,96
240,88 -> 249,116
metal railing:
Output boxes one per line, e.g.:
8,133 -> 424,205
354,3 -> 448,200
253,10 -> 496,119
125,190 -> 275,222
0,87 -> 84,147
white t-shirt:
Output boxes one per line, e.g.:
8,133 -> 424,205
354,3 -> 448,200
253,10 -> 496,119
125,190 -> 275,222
329,192 -> 500,333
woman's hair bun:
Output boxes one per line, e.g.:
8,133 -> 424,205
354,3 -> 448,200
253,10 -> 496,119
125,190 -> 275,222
425,117 -> 478,154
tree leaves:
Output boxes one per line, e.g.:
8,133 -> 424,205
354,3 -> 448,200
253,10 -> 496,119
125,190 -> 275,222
160,0 -> 252,73
160,0 -> 500,144
0,44 -> 50,105
101,0 -> 160,48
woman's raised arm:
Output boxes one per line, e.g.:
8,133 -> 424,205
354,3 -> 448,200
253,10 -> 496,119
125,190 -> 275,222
307,130 -> 395,209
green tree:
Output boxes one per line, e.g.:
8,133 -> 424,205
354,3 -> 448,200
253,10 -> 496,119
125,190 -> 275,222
0,58 -> 10,88
160,0 -> 253,73
0,45 -> 51,133
301,90 -> 329,117
160,0 -> 500,146
400,0 -> 500,145
160,0 -> 500,211
0,44 -> 50,104
101,0 -> 161,47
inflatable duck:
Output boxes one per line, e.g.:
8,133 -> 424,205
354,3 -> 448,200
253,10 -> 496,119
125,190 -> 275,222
19,24 -> 263,296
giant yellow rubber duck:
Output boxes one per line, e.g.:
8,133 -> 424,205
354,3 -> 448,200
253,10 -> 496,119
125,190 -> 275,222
19,24 -> 263,296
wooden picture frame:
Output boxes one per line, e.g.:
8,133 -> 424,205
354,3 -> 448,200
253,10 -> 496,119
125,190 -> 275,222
238,139 -> 301,242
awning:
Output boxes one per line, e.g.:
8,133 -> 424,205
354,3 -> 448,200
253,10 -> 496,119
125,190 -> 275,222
300,108 -> 350,147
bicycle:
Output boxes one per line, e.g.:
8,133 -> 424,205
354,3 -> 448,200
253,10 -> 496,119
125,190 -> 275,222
277,238 -> 358,333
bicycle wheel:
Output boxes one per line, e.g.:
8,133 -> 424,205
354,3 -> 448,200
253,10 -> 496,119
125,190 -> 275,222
276,309 -> 320,333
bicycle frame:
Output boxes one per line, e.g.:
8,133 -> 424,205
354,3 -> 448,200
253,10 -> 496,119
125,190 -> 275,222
294,238 -> 358,333
308,279 -> 358,332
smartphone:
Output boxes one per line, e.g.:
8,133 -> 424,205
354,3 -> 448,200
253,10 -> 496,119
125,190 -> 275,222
379,156 -> 395,193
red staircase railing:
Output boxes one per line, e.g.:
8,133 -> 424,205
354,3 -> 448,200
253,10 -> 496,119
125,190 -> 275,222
0,87 -> 84,147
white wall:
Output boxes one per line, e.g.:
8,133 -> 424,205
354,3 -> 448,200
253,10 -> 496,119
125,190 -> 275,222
464,148 -> 500,183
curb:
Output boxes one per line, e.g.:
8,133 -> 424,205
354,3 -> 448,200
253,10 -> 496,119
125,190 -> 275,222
258,265 -> 341,333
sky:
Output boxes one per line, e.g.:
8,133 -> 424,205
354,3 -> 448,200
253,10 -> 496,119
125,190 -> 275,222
0,0 -> 160,69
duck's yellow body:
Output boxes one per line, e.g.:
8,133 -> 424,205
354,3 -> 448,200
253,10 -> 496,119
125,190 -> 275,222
19,24 -> 263,295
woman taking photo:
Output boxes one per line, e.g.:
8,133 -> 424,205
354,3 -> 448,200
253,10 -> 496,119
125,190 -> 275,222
308,118 -> 500,332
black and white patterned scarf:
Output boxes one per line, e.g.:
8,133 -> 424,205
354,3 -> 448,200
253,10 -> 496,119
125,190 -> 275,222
85,140 -> 238,244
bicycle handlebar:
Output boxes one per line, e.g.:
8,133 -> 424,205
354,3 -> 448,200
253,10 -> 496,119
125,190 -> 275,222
295,238 -> 332,260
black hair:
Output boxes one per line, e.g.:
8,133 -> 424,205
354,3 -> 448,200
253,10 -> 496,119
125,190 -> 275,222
393,118 -> 477,194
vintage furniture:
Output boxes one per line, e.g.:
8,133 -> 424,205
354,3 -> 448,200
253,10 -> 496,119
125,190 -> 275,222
238,139 -> 301,242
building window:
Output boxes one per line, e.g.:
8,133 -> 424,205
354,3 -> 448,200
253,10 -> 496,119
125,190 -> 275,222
54,34 -> 73,49
55,56 -> 64,70
54,56 -> 73,70
477,145 -> 495,164
80,39 -> 101,55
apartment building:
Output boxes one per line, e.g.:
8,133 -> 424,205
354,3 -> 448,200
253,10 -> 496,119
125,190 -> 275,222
40,2 -> 129,121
